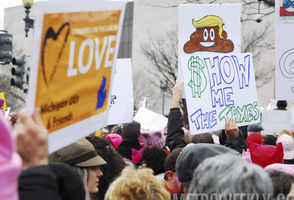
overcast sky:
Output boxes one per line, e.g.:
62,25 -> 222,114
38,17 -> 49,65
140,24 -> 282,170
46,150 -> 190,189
0,0 -> 24,29
0,0 -> 129,29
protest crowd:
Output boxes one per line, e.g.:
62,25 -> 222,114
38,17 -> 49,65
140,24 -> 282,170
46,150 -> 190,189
1,0 -> 294,200
0,80 -> 293,200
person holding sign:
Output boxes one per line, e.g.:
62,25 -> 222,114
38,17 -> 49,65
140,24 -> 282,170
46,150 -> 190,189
166,80 -> 245,154
13,109 -> 85,200
165,81 -> 186,152
14,109 -> 49,170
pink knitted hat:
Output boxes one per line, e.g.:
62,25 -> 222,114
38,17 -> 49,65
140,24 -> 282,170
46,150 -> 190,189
141,130 -> 166,149
0,112 -> 22,200
265,163 -> 294,176
138,134 -> 147,148
247,133 -> 264,145
105,133 -> 123,149
248,141 -> 284,168
132,148 -> 144,164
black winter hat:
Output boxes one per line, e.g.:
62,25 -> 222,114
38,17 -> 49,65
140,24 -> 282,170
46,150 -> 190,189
122,120 -> 141,140
175,143 -> 239,182
276,100 -> 287,110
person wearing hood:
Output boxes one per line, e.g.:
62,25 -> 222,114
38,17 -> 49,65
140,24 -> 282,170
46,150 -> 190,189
166,80 -> 245,154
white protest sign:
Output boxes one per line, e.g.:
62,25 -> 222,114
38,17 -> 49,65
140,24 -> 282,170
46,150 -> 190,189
108,58 -> 134,125
134,107 -> 168,131
181,53 -> 260,134
27,0 -> 126,153
275,0 -> 294,100
262,110 -> 292,135
178,4 -> 241,82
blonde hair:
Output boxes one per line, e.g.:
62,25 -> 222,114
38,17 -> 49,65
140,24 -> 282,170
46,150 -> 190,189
71,166 -> 91,200
105,166 -> 170,200
192,15 -> 224,39
184,132 -> 193,144
111,124 -> 122,135
279,129 -> 293,137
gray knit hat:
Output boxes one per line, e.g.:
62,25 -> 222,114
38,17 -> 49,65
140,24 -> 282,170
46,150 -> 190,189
175,143 -> 239,182
247,124 -> 264,132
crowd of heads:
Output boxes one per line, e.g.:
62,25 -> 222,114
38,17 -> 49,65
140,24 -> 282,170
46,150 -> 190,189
0,84 -> 294,200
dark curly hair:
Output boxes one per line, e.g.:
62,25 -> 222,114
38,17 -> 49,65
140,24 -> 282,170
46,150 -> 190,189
86,136 -> 126,200
141,147 -> 167,175
267,170 -> 294,198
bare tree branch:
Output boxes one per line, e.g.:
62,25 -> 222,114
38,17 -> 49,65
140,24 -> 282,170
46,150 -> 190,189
139,0 -> 275,111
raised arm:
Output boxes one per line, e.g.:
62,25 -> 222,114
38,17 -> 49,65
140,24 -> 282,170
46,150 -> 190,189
166,80 -> 186,152
224,117 -> 245,154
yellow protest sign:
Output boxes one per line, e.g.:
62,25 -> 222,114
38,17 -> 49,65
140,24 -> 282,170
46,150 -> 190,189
0,92 -> 7,111
27,0 -> 126,152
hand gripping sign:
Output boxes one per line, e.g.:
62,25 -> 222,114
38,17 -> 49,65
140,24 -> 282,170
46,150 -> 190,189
27,0 -> 126,153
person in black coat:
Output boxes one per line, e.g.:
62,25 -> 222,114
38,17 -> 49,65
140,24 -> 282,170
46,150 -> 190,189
165,81 -> 187,152
19,162 -> 85,200
165,80 -> 245,154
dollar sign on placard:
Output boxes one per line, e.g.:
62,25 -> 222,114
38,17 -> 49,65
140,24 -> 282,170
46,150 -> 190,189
188,56 -> 207,98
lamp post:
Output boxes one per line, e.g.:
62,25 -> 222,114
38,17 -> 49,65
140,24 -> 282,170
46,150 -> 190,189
22,0 -> 34,37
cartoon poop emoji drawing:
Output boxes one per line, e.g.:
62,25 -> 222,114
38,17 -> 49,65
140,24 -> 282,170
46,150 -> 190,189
184,15 -> 234,54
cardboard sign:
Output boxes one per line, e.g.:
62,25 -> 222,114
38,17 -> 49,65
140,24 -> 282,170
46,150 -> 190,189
181,53 -> 260,134
262,110 -> 292,135
134,107 -> 168,131
27,0 -> 126,153
0,92 -> 7,111
275,0 -> 294,100
108,58 -> 133,125
178,4 -> 241,82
